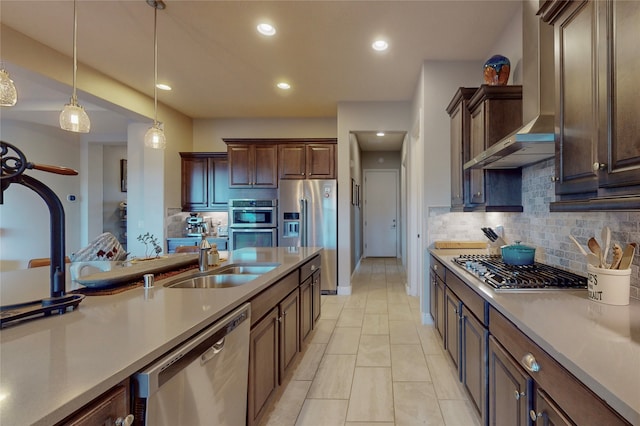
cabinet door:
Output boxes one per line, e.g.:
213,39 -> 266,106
444,288 -> 461,373
306,144 -> 335,179
469,104 -> 486,205
531,388 -> 574,426
248,307 -> 279,426
430,269 -> 437,324
210,156 -> 229,208
279,290 -> 300,380
299,276 -> 313,344
488,336 -> 532,426
554,0 -> 599,196
450,102 -> 465,209
61,380 -> 130,426
181,156 -> 209,210
435,274 -> 445,340
596,0 -> 640,191
253,144 -> 278,187
461,307 -> 488,425
279,144 -> 306,179
312,269 -> 322,326
228,144 -> 253,187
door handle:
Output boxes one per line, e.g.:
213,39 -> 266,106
201,337 -> 225,364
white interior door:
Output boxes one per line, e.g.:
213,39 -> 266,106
364,170 -> 398,257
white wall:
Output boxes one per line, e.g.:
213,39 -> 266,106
0,121 -> 82,270
102,145 -> 127,245
484,2 -> 524,86
193,117 -> 337,151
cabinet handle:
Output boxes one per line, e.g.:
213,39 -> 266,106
521,353 -> 540,373
593,162 -> 606,171
433,264 -> 438,271
514,390 -> 525,400
277,316 -> 282,323
550,176 -> 559,182
115,414 -> 135,426
529,409 -> 541,422
475,191 -> 482,197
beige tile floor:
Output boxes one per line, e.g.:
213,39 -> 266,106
262,257 -> 481,426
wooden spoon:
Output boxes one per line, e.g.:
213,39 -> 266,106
610,244 -> 623,269
569,235 -> 588,256
617,243 -> 637,270
601,226 -> 611,267
587,237 -> 603,267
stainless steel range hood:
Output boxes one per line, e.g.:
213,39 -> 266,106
465,0 -> 555,170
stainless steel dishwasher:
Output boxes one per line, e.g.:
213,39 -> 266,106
133,303 -> 250,425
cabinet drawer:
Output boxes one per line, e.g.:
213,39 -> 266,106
489,307 -> 629,426
300,255 -> 321,282
447,271 -> 487,326
250,270 -> 299,327
430,255 -> 446,280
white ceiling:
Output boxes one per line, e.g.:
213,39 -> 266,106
0,0 -> 520,150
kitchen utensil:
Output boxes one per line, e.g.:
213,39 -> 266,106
601,226 -> 611,268
587,237 -> 603,267
610,244 -> 623,269
500,241 -> 536,266
617,243 -> 636,270
487,228 -> 500,241
481,227 -> 497,242
586,253 -> 601,267
569,235 -> 588,256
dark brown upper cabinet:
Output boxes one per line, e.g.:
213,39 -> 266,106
225,141 -> 278,188
278,140 -> 336,180
180,152 -> 229,212
541,0 -> 640,211
447,87 -> 477,211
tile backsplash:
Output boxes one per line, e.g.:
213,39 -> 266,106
428,159 -> 639,300
166,209 -> 228,238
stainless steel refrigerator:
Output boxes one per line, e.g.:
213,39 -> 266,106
278,180 -> 337,293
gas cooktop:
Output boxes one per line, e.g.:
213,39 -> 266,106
453,255 -> 587,291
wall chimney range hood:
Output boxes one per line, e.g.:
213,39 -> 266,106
465,0 -> 555,170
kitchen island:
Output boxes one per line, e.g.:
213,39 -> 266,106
0,247 -> 322,426
430,249 -> 639,425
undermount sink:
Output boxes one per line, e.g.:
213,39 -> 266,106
164,263 -> 279,289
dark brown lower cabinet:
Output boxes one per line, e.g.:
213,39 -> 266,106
300,276 -> 313,343
58,379 -> 131,426
530,388 -> 573,426
280,290 -> 300,380
248,307 -> 279,426
461,306 -> 487,425
444,288 -> 461,374
311,269 -> 321,326
488,336 -> 532,426
435,273 -> 445,339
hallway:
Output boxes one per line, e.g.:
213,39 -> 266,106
261,257 -> 481,426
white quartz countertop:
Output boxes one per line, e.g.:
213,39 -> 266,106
0,247 -> 322,426
430,249 -> 640,425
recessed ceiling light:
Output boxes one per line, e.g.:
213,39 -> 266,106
372,39 -> 389,51
277,82 -> 291,90
156,83 -> 172,91
257,23 -> 276,36
376,132 -> 385,137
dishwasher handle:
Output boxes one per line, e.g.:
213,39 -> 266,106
201,337 -> 225,364
134,303 -> 250,398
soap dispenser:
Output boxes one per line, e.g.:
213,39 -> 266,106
199,236 -> 211,271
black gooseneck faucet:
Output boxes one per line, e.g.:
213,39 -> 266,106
1,140 -> 78,301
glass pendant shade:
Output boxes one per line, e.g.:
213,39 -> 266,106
144,123 -> 166,149
60,100 -> 91,133
0,68 -> 18,106
60,0 -> 90,133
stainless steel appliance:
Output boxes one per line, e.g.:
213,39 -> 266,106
453,255 -> 587,291
228,199 -> 278,250
133,303 -> 250,425
278,180 -> 337,294
186,213 -> 208,236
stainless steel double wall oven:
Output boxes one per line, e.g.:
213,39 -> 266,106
228,199 -> 278,250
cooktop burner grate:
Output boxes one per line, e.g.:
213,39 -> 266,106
453,255 -> 587,291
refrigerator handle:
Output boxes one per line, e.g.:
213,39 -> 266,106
300,198 -> 307,246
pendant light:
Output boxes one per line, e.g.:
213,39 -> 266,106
0,65 -> 18,107
59,0 -> 90,133
144,0 -> 166,149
